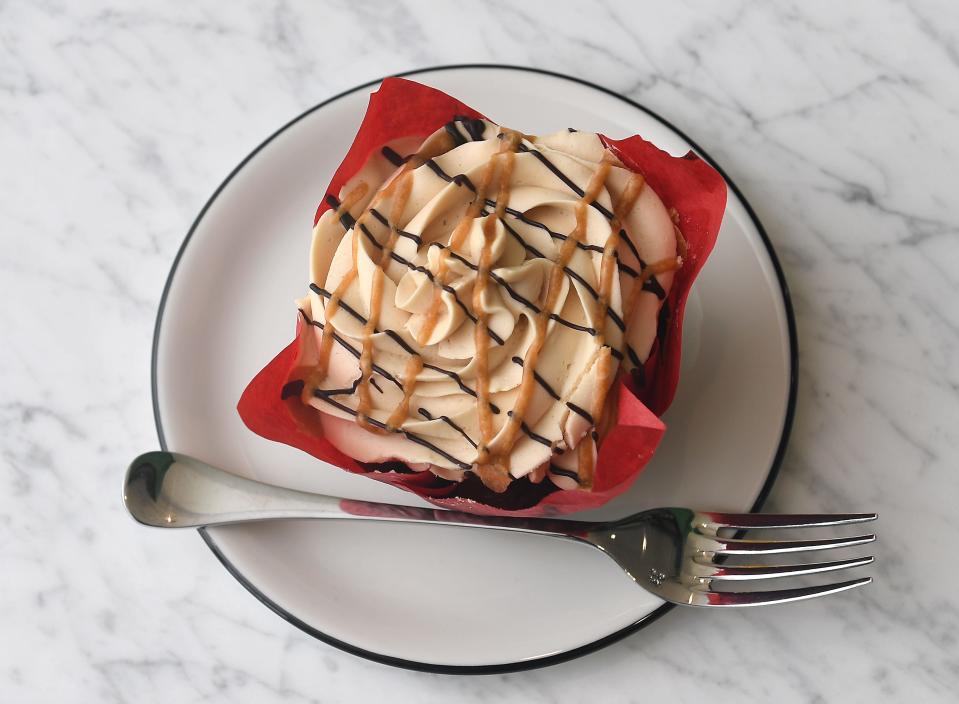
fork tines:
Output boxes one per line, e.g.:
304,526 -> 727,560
682,511 -> 877,607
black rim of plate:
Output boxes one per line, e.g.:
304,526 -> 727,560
151,63 -> 799,674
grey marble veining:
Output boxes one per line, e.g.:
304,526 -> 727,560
2,0 -> 958,701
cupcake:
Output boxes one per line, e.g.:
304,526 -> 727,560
239,78 -> 726,515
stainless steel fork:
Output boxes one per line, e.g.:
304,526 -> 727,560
124,451 -> 876,607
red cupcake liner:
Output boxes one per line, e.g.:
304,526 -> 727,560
237,77 -> 726,516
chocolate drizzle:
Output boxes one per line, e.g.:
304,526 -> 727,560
370,208 -> 422,245
516,143 -> 615,219
312,374 -> 364,398
425,158 -> 452,181
453,173 -> 475,191
420,361 -> 501,414
548,463 -> 580,480
381,146 -> 407,167
510,356 -> 560,400
444,121 -> 468,147
455,115 -> 487,142
310,284 -> 369,326
565,401 -> 594,424
313,393 -> 472,470
428,241 -> 478,271
443,116 -> 487,147
506,411 -> 553,448
280,379 -> 305,400
548,314 -> 595,335
417,407 -> 478,449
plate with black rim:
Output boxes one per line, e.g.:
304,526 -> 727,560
152,64 -> 796,673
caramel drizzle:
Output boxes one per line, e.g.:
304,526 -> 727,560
480,160 -> 614,480
313,181 -> 370,381
574,171 -> 647,487
358,172 -> 414,429
386,355 -> 425,430
594,173 -> 647,343
473,131 -> 521,488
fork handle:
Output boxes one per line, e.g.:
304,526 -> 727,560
124,452 -> 589,539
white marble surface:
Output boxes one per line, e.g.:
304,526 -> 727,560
2,0 -> 958,701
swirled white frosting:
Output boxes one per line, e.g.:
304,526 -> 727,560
297,119 -> 677,491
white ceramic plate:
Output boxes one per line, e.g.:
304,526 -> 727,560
153,65 -> 796,672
